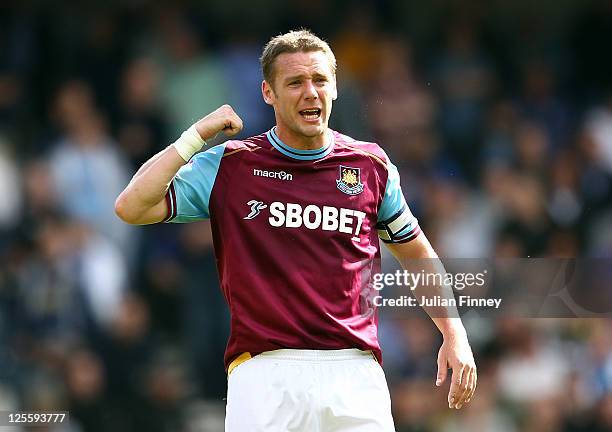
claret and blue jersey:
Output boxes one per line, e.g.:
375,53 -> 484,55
164,128 -> 420,369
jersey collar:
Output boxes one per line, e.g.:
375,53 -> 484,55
266,127 -> 335,161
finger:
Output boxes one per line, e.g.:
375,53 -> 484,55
467,369 -> 476,403
234,115 -> 244,132
228,115 -> 244,134
223,119 -> 242,136
448,364 -> 465,408
223,126 -> 237,136
436,350 -> 447,386
466,368 -> 477,403
224,130 -> 239,137
455,367 -> 473,409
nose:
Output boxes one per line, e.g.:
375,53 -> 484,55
303,80 -> 318,100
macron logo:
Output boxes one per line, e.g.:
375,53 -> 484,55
253,168 -> 293,181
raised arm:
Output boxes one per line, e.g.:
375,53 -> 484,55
385,234 -> 477,410
114,105 -> 243,225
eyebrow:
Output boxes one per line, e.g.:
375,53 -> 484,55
284,72 -> 329,83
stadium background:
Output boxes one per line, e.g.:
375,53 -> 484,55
0,0 -> 611,430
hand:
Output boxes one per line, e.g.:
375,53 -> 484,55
436,331 -> 477,409
194,104 -> 244,141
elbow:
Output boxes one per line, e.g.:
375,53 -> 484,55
114,193 -> 137,224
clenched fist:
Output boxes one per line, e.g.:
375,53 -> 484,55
195,104 -> 244,141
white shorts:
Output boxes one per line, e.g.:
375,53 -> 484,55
225,349 -> 396,432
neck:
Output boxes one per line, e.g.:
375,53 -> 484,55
275,125 -> 329,150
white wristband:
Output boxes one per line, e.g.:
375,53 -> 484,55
172,125 -> 206,161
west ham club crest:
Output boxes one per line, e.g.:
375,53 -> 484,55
337,165 -> 364,195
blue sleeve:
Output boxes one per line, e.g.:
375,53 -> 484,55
376,159 -> 420,243
164,143 -> 226,223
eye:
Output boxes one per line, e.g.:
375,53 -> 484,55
288,80 -> 301,87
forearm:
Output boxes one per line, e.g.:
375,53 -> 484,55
404,255 -> 465,337
387,235 -> 466,338
133,146 -> 176,179
431,317 -> 467,338
129,145 -> 185,203
115,145 -> 185,223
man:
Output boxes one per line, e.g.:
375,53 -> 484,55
115,30 -> 476,431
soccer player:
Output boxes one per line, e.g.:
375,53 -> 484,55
115,30 -> 476,431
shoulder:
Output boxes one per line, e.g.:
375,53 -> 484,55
222,133 -> 268,157
332,130 -> 391,169
190,133 -> 267,165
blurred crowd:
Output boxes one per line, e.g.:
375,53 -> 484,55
0,0 -> 611,431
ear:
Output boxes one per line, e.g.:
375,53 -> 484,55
262,80 -> 275,105
331,76 -> 338,101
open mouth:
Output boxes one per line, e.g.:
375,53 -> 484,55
299,108 -> 321,121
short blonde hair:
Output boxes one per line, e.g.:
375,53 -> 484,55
260,29 -> 337,86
